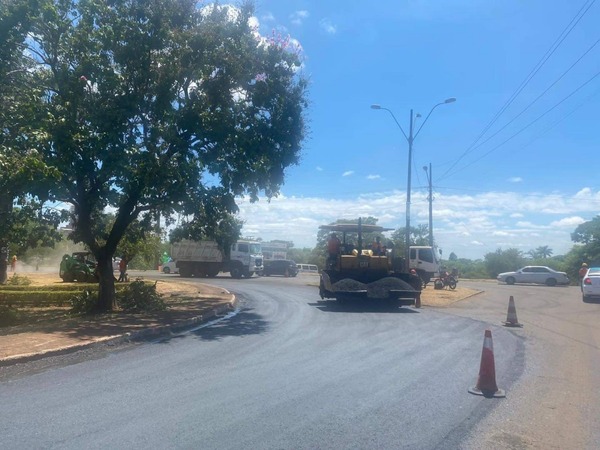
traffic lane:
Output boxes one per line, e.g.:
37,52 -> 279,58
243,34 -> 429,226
0,279 -> 522,449
451,281 -> 600,450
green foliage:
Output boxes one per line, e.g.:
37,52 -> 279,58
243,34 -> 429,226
117,279 -> 166,313
13,0 -> 307,310
527,245 -> 553,259
0,305 -> 21,327
483,248 -> 525,278
442,258 -> 487,279
571,216 -> 600,264
70,290 -> 98,315
6,273 -> 32,285
1,290 -> 75,307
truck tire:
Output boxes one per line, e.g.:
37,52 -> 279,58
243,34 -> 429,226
163,267 -> 170,274
230,266 -> 243,279
179,267 -> 192,278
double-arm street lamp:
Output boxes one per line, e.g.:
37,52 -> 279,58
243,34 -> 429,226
371,98 -> 456,269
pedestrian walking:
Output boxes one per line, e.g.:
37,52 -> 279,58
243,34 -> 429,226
118,258 -> 128,282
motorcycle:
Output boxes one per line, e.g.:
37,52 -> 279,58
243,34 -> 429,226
434,272 -> 458,290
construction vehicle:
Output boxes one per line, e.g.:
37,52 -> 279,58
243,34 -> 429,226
171,239 -> 263,279
59,252 -> 99,282
318,220 -> 422,308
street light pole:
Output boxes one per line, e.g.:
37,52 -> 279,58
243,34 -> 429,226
406,110 -> 414,270
423,163 -> 433,247
371,98 -> 455,271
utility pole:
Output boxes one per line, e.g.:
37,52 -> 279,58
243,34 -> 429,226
406,109 -> 414,271
423,163 -> 433,247
371,98 -> 455,272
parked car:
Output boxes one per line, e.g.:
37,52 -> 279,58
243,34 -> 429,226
582,267 -> 600,302
497,266 -> 569,286
162,261 -> 179,274
112,258 -> 121,271
263,259 -> 298,277
297,263 -> 319,274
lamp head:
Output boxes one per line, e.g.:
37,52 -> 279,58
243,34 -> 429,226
370,104 -> 382,110
444,97 -> 456,104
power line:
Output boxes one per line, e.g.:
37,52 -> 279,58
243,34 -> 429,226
446,68 -> 600,176
440,0 -> 597,180
439,35 -> 600,181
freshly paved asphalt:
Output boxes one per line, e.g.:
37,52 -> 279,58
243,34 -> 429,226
0,275 -> 552,449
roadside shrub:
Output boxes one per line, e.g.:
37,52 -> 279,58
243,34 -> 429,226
0,305 -> 21,327
117,279 -> 166,313
0,291 -> 75,307
7,274 -> 32,286
70,290 -> 98,315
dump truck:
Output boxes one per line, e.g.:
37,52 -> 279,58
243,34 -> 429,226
171,239 -> 263,279
318,220 -> 422,308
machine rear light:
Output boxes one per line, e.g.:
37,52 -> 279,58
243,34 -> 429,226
584,278 -> 592,285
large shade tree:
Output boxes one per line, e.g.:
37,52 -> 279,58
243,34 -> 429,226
0,0 -> 65,283
25,0 -> 307,310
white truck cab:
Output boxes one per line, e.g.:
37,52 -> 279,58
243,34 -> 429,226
409,246 -> 442,284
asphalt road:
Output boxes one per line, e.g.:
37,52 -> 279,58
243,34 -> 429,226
1,274 -> 597,449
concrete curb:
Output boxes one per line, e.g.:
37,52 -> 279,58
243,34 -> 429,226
0,294 -> 237,367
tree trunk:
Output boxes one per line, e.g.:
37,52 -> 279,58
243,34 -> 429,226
0,193 -> 12,284
0,248 -> 7,284
96,256 -> 116,312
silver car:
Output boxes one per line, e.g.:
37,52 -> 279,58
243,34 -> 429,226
497,266 -> 569,286
582,267 -> 600,302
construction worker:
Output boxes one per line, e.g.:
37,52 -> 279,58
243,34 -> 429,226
371,237 -> 382,256
327,233 -> 341,268
118,257 -> 128,282
579,262 -> 588,284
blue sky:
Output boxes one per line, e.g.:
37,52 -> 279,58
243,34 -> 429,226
233,0 -> 599,260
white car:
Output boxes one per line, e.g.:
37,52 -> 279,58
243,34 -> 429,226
162,261 -> 179,274
582,267 -> 600,302
497,266 -> 569,286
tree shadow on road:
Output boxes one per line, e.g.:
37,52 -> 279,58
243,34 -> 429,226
189,307 -> 270,341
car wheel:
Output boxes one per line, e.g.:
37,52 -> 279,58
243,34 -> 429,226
506,277 -> 515,285
163,267 -> 170,274
582,295 -> 590,303
546,278 -> 557,287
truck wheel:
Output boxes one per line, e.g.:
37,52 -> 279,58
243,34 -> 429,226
207,269 -> 219,278
230,267 -> 243,279
62,273 -> 74,282
163,267 -> 171,274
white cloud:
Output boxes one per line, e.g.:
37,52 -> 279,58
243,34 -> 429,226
550,216 -> 586,228
262,12 -> 275,22
316,166 -> 323,172
342,170 -> 354,177
507,177 -> 522,183
367,174 -> 381,180
231,189 -> 600,259
290,10 -> 309,25
319,19 -> 337,34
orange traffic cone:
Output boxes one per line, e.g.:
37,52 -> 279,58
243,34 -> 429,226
503,296 -> 523,327
468,329 -> 506,398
